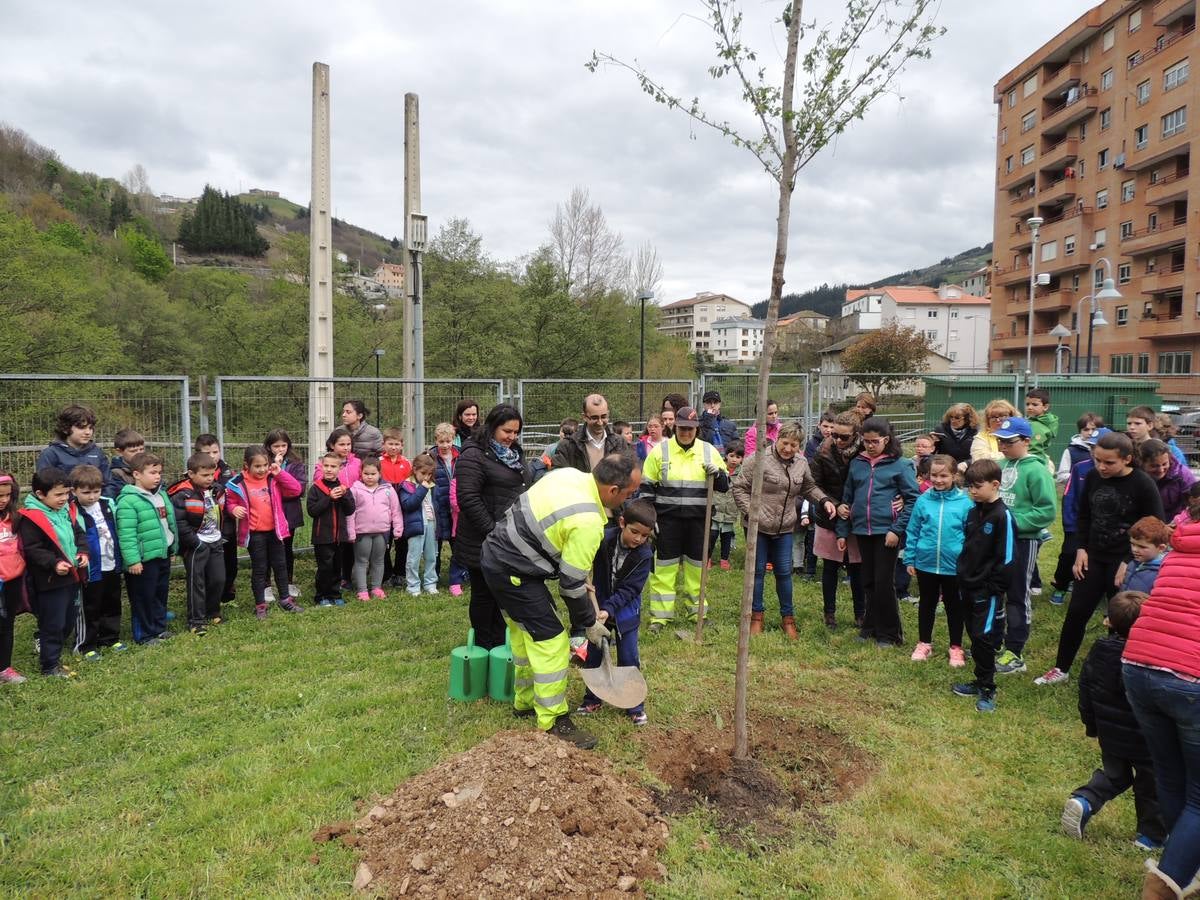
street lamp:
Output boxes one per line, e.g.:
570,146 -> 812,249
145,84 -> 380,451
962,314 -> 986,372
1072,294 -> 1094,373
1084,258 -> 1123,374
637,290 -> 654,421
1025,215 -> 1044,375
1050,323 -> 1072,373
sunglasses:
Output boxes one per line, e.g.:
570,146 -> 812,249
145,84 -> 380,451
833,433 -> 854,441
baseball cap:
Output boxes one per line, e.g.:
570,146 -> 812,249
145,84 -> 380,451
1084,426 -> 1113,446
992,417 -> 1033,440
674,406 -> 700,428
702,390 -> 721,404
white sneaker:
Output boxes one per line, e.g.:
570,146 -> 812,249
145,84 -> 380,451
288,583 -> 301,598
1030,586 -> 1043,597
424,587 -> 439,596
1034,667 -> 1070,686
263,586 -> 276,604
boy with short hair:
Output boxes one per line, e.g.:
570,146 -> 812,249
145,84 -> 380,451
104,429 -> 146,499
307,452 -> 357,606
37,404 -> 110,483
952,460 -> 1016,713
168,453 -> 227,635
993,417 -> 1057,676
806,411 -> 835,460
577,499 -> 656,726
70,465 -> 125,659
115,452 -> 179,645
612,421 -> 634,446
1061,590 -> 1165,850
709,441 -> 743,571
1126,406 -> 1158,449
1120,516 -> 1171,594
1024,388 -> 1059,466
379,427 -> 412,587
194,435 -> 238,603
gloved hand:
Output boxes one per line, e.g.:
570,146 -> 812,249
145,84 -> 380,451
585,620 -> 611,645
703,460 -> 723,476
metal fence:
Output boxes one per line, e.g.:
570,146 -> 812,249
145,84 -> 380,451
699,372 -> 810,434
213,377 -> 505,460
515,379 -> 694,450
0,374 -> 191,482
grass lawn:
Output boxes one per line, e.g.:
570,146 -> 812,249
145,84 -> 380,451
0,531 -> 1145,898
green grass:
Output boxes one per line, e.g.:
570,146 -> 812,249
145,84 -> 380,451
0,532 -> 1144,898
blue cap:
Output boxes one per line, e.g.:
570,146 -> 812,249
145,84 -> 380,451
992,417 -> 1033,440
1084,426 -> 1113,446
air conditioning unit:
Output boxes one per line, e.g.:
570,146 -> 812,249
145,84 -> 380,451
1089,243 -> 1099,250
1115,154 -> 1127,168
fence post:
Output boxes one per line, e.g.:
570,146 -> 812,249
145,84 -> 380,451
516,380 -> 525,418
803,373 -> 812,439
180,376 -> 192,465
197,374 -> 210,434
214,377 -> 225,453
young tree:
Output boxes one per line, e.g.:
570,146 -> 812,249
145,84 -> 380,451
589,0 -> 942,759
838,322 -> 932,400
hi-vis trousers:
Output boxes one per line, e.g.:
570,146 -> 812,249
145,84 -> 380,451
481,557 -> 570,731
647,513 -> 706,624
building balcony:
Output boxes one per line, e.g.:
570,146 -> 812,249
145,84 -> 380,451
1040,254 -> 1090,278
1139,312 -> 1189,337
1005,288 -> 1075,316
1010,194 -> 1037,219
1141,262 -> 1188,293
1039,137 -> 1079,172
994,261 -> 1030,286
1122,214 -> 1190,255
1128,131 -> 1191,171
1154,0 -> 1196,29
1042,87 -> 1098,137
993,330 -> 1069,351
1038,174 -> 1077,205
1147,168 -> 1191,206
1042,63 -> 1082,99
999,167 -> 1037,193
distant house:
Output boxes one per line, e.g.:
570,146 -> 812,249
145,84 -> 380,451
962,264 -> 991,298
818,332 -> 954,377
372,262 -> 405,297
712,317 -> 766,362
248,188 -> 280,199
657,292 -> 753,354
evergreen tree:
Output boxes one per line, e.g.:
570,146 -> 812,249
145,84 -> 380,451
177,185 -> 269,256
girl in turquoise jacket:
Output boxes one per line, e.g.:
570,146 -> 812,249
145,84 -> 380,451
904,454 -> 973,665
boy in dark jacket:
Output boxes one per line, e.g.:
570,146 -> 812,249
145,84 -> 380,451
168,453 -> 227,634
36,405 -> 110,484
18,467 -> 88,677
1062,590 -> 1165,850
576,499 -> 656,725
306,452 -> 356,606
952,460 -> 1016,713
70,465 -> 125,658
194,434 -> 239,603
104,428 -> 145,499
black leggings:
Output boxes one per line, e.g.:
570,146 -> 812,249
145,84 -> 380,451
821,557 -> 863,619
248,531 -> 289,605
0,576 -> 24,671
283,535 -> 295,583
915,569 -> 963,646
1055,554 -> 1122,672
858,535 -> 902,644
467,566 -> 507,650
708,529 -> 733,561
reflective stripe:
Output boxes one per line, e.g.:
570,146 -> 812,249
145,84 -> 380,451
702,442 -> 712,467
655,496 -> 711,507
561,586 -> 586,599
560,561 -> 589,582
533,668 -> 569,684
656,556 -> 680,567
512,655 -> 530,666
682,555 -> 704,567
538,503 -> 598,529
515,678 -> 534,688
506,618 -> 530,634
503,517 -> 556,575
535,691 -> 567,708
517,495 -> 563,564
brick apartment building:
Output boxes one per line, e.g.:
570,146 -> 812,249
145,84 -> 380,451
993,0 -> 1198,377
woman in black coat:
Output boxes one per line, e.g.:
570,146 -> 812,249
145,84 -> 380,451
454,403 -> 531,649
930,402 -> 978,471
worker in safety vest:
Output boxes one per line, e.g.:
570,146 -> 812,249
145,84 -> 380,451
480,453 -> 641,749
641,406 -> 729,630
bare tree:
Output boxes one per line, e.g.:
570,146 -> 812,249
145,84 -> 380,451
121,163 -> 155,214
590,0 -> 942,759
628,240 -> 664,299
549,186 -> 628,300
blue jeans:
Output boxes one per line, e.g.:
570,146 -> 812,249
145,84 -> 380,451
752,531 -> 794,617
1124,663 -> 1200,886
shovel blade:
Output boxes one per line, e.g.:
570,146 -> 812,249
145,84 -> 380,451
578,640 -> 647,709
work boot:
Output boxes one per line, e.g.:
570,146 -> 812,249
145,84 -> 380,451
781,615 -> 798,640
1143,860 -> 1185,900
750,612 -> 764,635
548,715 -> 597,750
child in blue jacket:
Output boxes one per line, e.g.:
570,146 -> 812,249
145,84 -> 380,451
70,465 -> 125,658
837,417 -> 919,647
398,453 -> 438,596
904,454 -> 972,666
577,500 -> 655,726
1120,516 -> 1170,594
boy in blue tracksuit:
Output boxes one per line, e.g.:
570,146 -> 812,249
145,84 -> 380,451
904,454 -> 974,665
576,500 -> 656,726
70,465 -> 125,658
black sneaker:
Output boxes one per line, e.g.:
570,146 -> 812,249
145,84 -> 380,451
279,598 -> 304,613
43,666 -> 76,678
548,715 -> 597,750
512,707 -> 536,719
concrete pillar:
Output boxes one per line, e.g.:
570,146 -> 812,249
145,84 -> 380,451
308,62 -> 335,474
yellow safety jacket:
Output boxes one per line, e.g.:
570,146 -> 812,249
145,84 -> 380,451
483,466 -> 607,621
641,435 -> 729,517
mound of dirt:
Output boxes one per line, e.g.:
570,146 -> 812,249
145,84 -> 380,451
317,730 -> 669,897
641,714 -> 874,849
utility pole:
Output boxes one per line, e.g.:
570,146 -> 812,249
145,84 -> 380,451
308,62 -> 335,476
402,93 -> 427,451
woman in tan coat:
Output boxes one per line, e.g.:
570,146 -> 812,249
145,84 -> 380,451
733,422 -> 836,638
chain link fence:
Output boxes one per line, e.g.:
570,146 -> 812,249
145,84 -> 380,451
213,377 -> 505,460
699,373 -> 810,435
516,379 -> 694,451
0,374 -> 191,483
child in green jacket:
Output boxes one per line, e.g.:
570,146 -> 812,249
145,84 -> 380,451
116,452 -> 179,644
1025,388 -> 1060,467
709,442 -> 743,570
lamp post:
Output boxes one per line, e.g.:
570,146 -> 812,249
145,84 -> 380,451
1085,258 -> 1123,374
1050,323 -> 1072,373
1072,293 -> 1094,373
1025,216 -> 1044,375
962,314 -> 986,372
637,290 -> 653,421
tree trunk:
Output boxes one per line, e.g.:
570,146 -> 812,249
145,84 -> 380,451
733,1 -> 802,761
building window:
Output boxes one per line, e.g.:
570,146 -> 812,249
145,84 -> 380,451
1021,145 -> 1035,165
1094,227 -> 1107,248
1065,235 -> 1076,255
1145,301 -> 1156,318
1080,121 -> 1088,141
1129,8 -> 1142,32
1023,74 -> 1038,97
1097,189 -> 1109,209
1099,148 -> 1110,169
1149,211 -> 1159,229
1103,27 -> 1115,51
1005,155 -> 1014,173
1042,240 -> 1058,261
1083,42 -> 1092,63
1072,273 -> 1081,291
1078,159 -> 1086,177
1163,106 -> 1187,138
1095,267 -> 1105,288
948,351 -> 958,361
1129,51 -> 1142,70
1117,305 -> 1129,325
927,309 -> 938,318
1135,124 -> 1149,149
925,329 -> 939,341
1101,68 -> 1114,90
1138,353 -> 1150,373
1111,354 -> 1134,373
1119,263 -> 1132,283
1000,126 -> 1008,145
1022,110 -> 1036,133
1137,80 -> 1151,105
950,309 -> 959,319
1100,107 -> 1112,130
1008,89 -> 1017,108
1165,60 -> 1190,92
1121,220 -> 1134,239
1159,351 -> 1193,374
1122,178 -> 1136,201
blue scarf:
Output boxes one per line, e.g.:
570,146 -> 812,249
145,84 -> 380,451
490,440 -> 523,470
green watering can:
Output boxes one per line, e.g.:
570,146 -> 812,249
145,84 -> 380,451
448,628 -> 489,701
488,628 -> 515,703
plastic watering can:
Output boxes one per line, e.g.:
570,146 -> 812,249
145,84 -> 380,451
448,628 -> 489,701
487,628 -> 515,703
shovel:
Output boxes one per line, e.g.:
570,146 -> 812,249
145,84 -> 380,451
579,588 -> 648,710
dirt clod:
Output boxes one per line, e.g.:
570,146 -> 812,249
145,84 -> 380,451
324,730 -> 667,897
353,862 -> 374,891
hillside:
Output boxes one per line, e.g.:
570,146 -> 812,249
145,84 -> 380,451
750,242 -> 993,320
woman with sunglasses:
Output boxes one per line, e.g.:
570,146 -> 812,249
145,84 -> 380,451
931,403 -> 978,471
810,412 -> 866,629
971,399 -> 1019,462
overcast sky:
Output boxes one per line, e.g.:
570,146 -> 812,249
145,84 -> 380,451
3,1 -> 1084,304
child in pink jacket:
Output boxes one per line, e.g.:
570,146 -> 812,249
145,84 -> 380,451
347,458 -> 403,601
226,447 -> 303,619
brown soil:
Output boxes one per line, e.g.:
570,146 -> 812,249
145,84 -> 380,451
318,730 -> 669,897
640,714 -> 874,849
